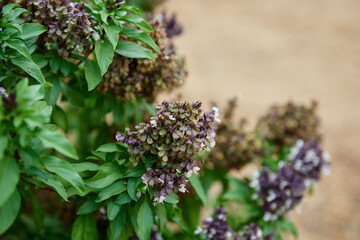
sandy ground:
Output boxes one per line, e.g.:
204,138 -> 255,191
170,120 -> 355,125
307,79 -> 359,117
161,0 -> 360,239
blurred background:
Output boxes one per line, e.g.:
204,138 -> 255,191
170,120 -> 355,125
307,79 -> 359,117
160,0 -> 360,239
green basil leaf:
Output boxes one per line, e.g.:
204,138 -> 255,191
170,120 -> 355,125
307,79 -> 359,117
222,175 -> 249,201
103,24 -> 120,49
84,59 -> 102,91
109,207 -> 127,240
32,101 -> 52,123
164,192 -> 179,204
37,127 -> 78,160
60,60 -> 72,76
100,9 -> 108,24
95,38 -> 114,75
77,199 -> 102,215
121,15 -> 153,32
21,23 -> 47,40
85,162 -> 124,189
96,180 -> 127,202
1,4 -> 20,15
5,39 -> 31,59
121,28 -> 160,53
44,78 -> 61,106
0,136 -> 8,160
73,162 -> 100,173
95,143 -> 127,153
189,175 -> 207,206
36,172 -> 68,201
42,156 -> 84,193
6,7 -> 29,21
120,5 -> 143,15
11,55 -> 45,83
49,57 -> 61,73
107,200 -> 121,221
32,53 -> 48,68
123,165 -> 145,178
114,192 -> 132,205
71,214 -> 98,240
155,204 -> 167,233
0,157 -> 19,207
127,178 -> 137,201
0,190 -> 21,234
136,197 -> 153,240
115,41 -> 155,61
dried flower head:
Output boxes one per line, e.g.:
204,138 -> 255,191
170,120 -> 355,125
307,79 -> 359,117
209,120 -> 264,171
256,101 -> 320,147
238,223 -> 273,240
98,20 -> 187,101
289,140 -> 331,187
251,166 -> 305,221
29,0 -> 97,57
207,96 -> 264,170
116,101 -> 219,202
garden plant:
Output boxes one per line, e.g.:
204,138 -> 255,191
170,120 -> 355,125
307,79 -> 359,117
0,1 -> 331,239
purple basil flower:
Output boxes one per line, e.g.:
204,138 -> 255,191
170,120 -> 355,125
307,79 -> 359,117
238,223 -> 273,240
31,0 -> 98,57
289,140 -> 331,187
197,206 -> 239,240
251,166 -> 305,221
116,101 -> 220,202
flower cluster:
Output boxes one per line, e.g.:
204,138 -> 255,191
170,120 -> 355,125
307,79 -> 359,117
289,140 -> 331,187
141,167 -> 189,203
256,101 -> 320,147
116,101 -> 220,202
98,20 -> 187,101
196,206 -> 238,240
238,223 -> 273,240
29,0 -> 97,57
251,139 -> 331,221
251,166 -> 305,221
207,96 -> 264,170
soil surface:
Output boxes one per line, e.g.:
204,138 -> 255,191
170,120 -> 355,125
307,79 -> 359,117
161,0 -> 360,239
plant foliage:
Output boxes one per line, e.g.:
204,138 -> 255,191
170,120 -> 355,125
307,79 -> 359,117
0,1 -> 330,240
